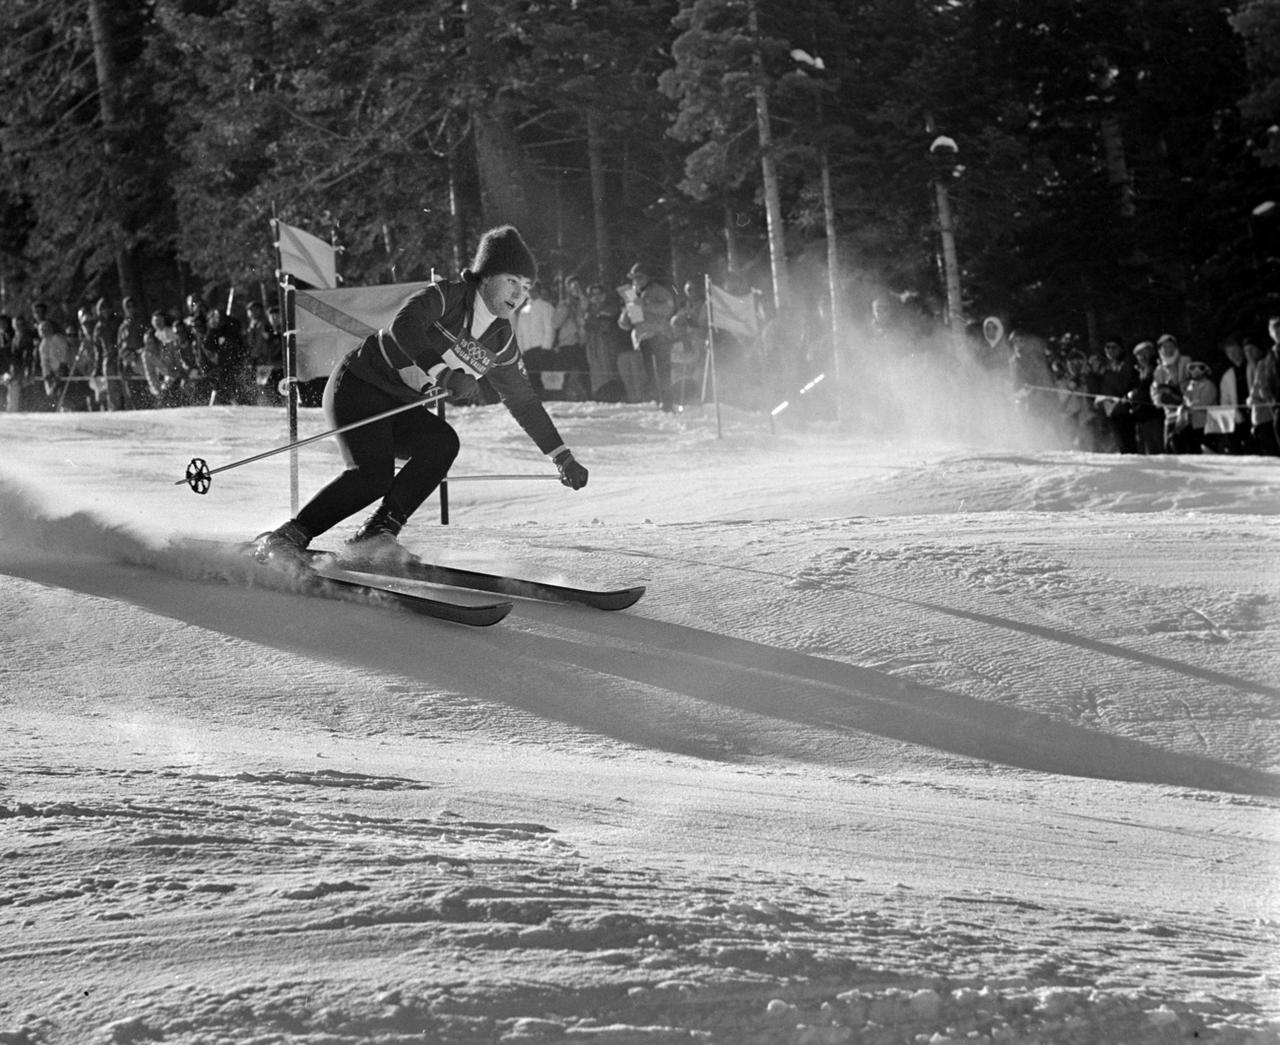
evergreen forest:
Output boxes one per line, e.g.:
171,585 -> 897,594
2,0 -> 1278,349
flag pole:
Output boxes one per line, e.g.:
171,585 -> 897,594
284,274 -> 299,515
270,213 -> 299,515
704,274 -> 722,439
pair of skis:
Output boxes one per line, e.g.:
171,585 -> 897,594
297,550 -> 645,627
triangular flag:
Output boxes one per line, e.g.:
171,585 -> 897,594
275,221 -> 338,289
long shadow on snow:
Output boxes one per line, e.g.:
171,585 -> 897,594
503,607 -> 1280,798
4,552 -> 1275,798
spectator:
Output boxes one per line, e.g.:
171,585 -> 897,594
1057,350 -> 1094,448
141,311 -> 186,407
181,311 -> 216,402
1009,329 -> 1056,419
670,279 -> 709,407
1180,358 -> 1218,453
613,281 -> 650,404
618,261 -> 677,412
1151,334 -> 1192,452
1083,351 -> 1108,447
514,280 -> 557,393
1211,335 -> 1251,454
6,315 -> 39,411
117,296 -> 148,379
0,316 -> 17,412
116,296 -> 153,407
547,277 -> 584,400
176,295 -> 206,369
1127,341 -> 1164,454
0,314 -> 13,364
1095,336 -> 1137,452
208,307 -> 251,404
11,314 -> 37,375
582,282 -> 624,401
246,300 -> 283,403
1248,318 -> 1280,455
92,297 -> 130,410
37,319 -> 75,408
64,318 -> 96,410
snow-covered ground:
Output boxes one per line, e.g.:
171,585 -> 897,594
1,396 -> 1277,1045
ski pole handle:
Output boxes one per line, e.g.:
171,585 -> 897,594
176,389 -> 448,494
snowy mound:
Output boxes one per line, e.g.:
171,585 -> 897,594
2,404 -> 1276,1043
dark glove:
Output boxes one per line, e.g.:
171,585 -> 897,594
437,366 -> 479,404
554,449 -> 589,490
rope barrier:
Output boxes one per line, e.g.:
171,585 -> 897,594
1019,383 -> 1276,408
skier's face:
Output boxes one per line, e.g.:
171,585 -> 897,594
480,273 -> 531,321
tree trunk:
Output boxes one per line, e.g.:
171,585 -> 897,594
87,0 -> 142,306
723,200 -> 742,277
446,127 -> 465,275
933,175 -> 963,334
463,0 -> 529,230
586,110 -> 611,282
747,0 -> 790,312
1099,114 -> 1135,219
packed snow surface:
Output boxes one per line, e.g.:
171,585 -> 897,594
1,401 -> 1277,1044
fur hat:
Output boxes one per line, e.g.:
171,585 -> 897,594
470,225 -> 537,281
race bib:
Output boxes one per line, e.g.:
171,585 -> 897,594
440,333 -> 496,379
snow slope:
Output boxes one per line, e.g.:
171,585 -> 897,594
1,401 -> 1277,1045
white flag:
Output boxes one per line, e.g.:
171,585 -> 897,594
1204,406 -> 1237,434
706,284 -> 758,339
294,282 -> 432,380
275,221 -> 337,289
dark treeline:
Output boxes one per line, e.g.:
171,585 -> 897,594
1,0 -> 1277,349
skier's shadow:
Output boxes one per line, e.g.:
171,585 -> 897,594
499,600 -> 1280,799
6,547 -> 1274,798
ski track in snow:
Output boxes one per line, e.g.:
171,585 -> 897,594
0,405 -> 1278,1044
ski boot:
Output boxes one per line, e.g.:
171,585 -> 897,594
344,506 -> 413,568
251,519 -> 312,570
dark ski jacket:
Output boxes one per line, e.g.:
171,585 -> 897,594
342,276 -> 567,456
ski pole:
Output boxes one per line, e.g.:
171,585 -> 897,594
441,474 -> 563,482
176,389 -> 448,494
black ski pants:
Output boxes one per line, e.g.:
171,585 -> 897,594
295,362 -> 459,540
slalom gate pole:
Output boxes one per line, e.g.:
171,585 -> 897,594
704,274 -> 722,439
438,399 -> 450,525
176,389 -> 448,494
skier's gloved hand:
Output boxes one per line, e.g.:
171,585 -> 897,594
436,366 -> 479,404
553,449 -> 589,490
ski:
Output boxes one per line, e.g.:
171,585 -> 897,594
231,539 -> 513,626
309,550 -> 645,611
307,565 -> 514,626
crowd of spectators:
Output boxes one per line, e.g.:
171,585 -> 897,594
0,294 -> 284,413
4,271 -> 1278,460
512,262 -> 696,413
1006,319 -> 1280,456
